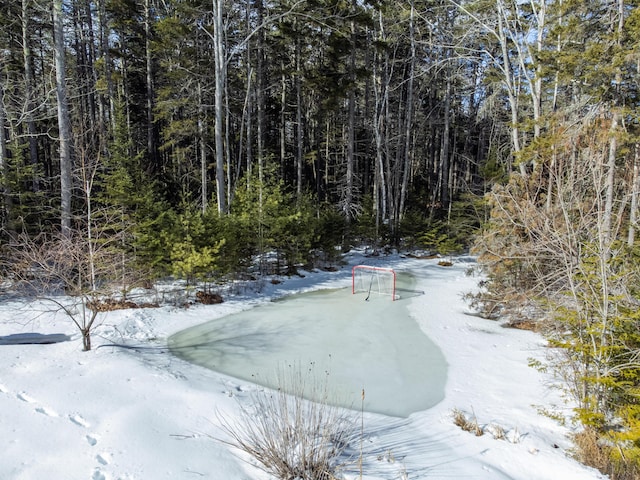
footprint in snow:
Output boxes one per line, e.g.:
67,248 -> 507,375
86,434 -> 99,446
17,391 -> 36,403
0,383 -> 8,393
35,406 -> 59,417
69,413 -> 91,428
92,468 -> 109,480
96,452 -> 111,465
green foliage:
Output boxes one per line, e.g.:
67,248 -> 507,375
231,168 -> 314,273
161,207 -> 222,284
203,212 -> 257,276
400,196 -> 481,255
480,148 -> 509,186
133,207 -> 180,275
416,223 -> 462,255
3,139 -> 50,234
546,242 -> 640,471
352,194 -> 391,246
97,99 -> 171,278
170,239 -> 224,285
310,207 -> 346,265
609,405 -> 640,463
446,194 -> 485,250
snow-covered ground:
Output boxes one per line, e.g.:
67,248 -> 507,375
0,252 -> 607,480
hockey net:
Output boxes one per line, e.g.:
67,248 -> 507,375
352,265 -> 397,300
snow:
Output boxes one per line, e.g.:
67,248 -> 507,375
0,252 -> 608,480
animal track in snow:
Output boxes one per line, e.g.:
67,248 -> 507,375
92,452 -> 115,480
17,391 -> 36,403
35,406 -> 59,417
14,390 -> 62,418
92,468 -> 109,480
96,452 -> 111,465
69,413 -> 91,428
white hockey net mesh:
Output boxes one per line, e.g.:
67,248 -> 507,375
352,265 -> 396,300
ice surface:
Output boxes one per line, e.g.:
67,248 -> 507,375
169,272 -> 447,417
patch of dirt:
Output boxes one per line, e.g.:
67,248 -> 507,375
88,299 -> 159,312
195,291 -> 224,305
502,319 -> 539,332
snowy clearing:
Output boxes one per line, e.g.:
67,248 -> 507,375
0,252 -> 607,480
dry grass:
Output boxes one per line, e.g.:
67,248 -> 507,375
573,428 -> 610,471
573,428 -> 640,480
451,409 -> 522,443
217,364 -> 358,480
452,409 -> 483,436
487,423 -> 507,440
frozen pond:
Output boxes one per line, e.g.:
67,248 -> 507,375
168,272 -> 447,417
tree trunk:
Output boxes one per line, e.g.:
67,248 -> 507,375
372,18 -> 388,226
0,83 -> 12,229
224,61 -> 232,212
53,0 -> 73,236
97,0 -> 115,132
628,144 -> 639,247
22,0 -> 40,192
280,68 -> 286,173
496,0 -> 523,175
144,0 -> 158,174
344,16 -> 357,224
602,112 -> 619,248
398,0 -> 416,221
295,36 -> 303,202
212,0 -> 227,214
198,82 -> 208,213
242,4 -> 253,193
440,74 -> 451,208
82,328 -> 91,351
603,0 -> 625,248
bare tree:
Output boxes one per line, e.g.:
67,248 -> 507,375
6,227 -> 129,351
450,0 -> 548,174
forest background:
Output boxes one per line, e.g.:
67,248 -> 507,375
2,0 -> 640,478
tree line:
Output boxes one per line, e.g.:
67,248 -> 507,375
0,0 -> 495,267
2,0 -> 640,476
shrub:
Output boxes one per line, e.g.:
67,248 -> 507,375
217,364 -> 359,480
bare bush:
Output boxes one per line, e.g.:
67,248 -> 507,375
4,229 -> 133,351
217,364 -> 359,480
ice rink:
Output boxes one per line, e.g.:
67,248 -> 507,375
168,272 -> 447,417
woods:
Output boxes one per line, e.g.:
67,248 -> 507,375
2,0 -> 640,476
0,0 -> 489,249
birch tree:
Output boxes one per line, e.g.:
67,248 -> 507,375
211,0 -> 227,214
452,0 -> 548,174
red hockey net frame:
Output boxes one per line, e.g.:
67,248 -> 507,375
351,265 -> 397,300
